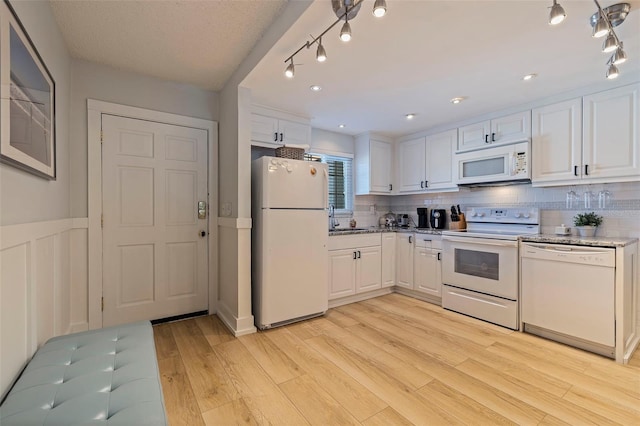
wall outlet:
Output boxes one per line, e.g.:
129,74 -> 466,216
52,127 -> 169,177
370,205 -> 376,214
423,199 -> 433,205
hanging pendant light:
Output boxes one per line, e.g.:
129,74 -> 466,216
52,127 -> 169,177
340,18 -> 352,42
606,63 -> 619,79
612,43 -> 627,64
316,38 -> 327,62
602,33 -> 618,52
592,15 -> 609,37
373,0 -> 387,18
549,0 -> 566,25
284,60 -> 295,78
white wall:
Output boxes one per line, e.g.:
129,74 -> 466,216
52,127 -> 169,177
0,0 -> 72,399
0,1 -> 71,226
69,59 -> 219,218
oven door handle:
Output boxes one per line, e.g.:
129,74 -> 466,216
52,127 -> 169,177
442,235 -> 518,248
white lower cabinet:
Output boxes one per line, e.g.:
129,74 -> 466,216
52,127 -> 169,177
381,233 -> 396,288
395,233 -> 414,289
414,247 -> 442,298
328,234 -> 382,300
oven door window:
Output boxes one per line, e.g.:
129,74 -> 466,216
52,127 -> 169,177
454,248 -> 499,280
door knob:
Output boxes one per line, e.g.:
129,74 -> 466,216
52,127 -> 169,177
200,230 -> 207,238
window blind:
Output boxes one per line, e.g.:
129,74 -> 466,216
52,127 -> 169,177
305,153 -> 353,212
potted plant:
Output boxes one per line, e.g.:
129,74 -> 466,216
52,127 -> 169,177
573,212 -> 603,237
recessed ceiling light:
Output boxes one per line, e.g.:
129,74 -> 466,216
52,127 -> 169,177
450,97 -> 465,104
310,85 -> 322,92
523,73 -> 537,81
405,113 -> 416,120
338,124 -> 346,128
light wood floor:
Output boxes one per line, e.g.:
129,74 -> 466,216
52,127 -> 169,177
154,293 -> 640,425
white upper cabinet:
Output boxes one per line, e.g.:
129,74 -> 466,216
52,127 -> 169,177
397,137 -> 426,193
582,84 -> 640,181
251,112 -> 310,147
532,84 -> 640,186
532,98 -> 583,184
396,129 -> 457,194
457,111 -> 531,152
355,134 -> 393,195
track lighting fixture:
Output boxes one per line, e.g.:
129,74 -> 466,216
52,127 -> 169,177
284,61 -> 294,79
373,0 -> 387,18
283,0 -> 388,79
549,0 -> 566,25
316,38 -> 327,62
612,43 -> 627,65
340,18 -> 352,42
552,1 -> 631,80
602,33 -> 617,53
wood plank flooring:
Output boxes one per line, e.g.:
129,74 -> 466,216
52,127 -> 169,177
154,293 -> 640,425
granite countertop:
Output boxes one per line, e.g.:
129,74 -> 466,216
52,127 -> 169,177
520,234 -> 638,248
328,226 -> 443,236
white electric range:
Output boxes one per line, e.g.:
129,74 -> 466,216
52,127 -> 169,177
441,207 -> 539,329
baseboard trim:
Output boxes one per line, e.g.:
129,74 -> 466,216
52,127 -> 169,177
216,301 -> 257,337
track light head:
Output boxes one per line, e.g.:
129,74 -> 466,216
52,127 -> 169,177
612,44 -> 627,65
340,20 -> 352,42
592,16 -> 609,38
316,39 -> 327,62
606,63 -> 619,79
373,0 -> 387,18
602,33 -> 618,53
284,61 -> 295,78
549,0 -> 566,25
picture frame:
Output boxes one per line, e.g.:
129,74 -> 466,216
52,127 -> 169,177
0,0 -> 56,180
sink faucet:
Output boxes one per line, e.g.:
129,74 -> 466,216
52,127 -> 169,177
329,204 -> 340,230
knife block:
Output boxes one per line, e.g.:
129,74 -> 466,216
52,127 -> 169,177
448,213 -> 467,230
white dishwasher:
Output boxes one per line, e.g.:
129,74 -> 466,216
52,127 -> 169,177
520,242 -> 616,357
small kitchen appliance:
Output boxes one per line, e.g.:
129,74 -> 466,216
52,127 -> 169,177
397,214 -> 410,228
417,208 -> 429,228
430,209 -> 447,229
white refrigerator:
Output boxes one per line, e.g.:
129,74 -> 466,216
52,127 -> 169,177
251,156 -> 329,329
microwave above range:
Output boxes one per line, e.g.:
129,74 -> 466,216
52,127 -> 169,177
454,141 -> 530,187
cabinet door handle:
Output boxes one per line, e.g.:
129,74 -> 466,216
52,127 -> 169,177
425,180 -> 428,188
353,251 -> 357,260
274,132 -> 278,142
491,132 -> 496,142
585,165 -> 589,175
485,134 -> 489,143
279,133 -> 284,142
409,236 -> 412,244
389,184 -> 392,191
357,250 -> 361,259
574,165 -> 578,176
420,181 -> 424,188
437,252 -> 441,261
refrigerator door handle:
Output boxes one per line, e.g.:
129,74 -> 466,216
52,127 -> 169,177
323,168 -> 329,209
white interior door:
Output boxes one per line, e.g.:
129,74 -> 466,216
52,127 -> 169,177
101,114 -> 208,326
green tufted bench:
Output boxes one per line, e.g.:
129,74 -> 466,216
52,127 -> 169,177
0,321 -> 167,425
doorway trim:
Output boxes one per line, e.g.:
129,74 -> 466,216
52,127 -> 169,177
87,99 -> 218,330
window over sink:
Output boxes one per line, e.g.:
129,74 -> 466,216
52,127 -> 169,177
306,152 -> 353,214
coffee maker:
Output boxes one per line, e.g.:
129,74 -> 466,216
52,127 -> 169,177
417,208 -> 429,229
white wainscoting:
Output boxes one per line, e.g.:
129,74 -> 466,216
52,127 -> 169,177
0,218 -> 88,400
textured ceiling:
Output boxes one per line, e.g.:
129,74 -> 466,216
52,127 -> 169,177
244,0 -> 640,137
49,0 -> 288,91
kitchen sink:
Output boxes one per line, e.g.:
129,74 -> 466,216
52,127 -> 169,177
329,228 -> 369,233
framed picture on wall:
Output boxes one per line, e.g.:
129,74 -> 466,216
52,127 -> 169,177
0,0 -> 56,180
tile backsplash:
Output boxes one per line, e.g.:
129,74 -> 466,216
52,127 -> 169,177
354,181 -> 640,239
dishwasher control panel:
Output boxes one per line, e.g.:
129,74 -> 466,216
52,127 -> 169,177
520,243 -> 615,268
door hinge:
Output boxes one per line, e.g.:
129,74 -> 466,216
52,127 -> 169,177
101,297 -> 104,312
100,131 -> 104,143
101,214 -> 104,228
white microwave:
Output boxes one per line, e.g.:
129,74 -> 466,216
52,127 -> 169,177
455,141 -> 530,186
